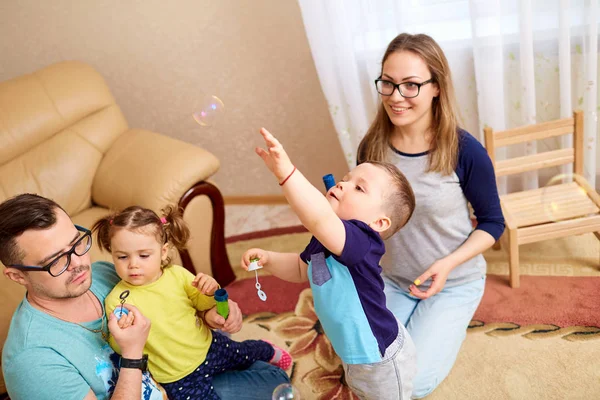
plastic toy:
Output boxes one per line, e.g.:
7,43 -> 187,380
214,288 -> 230,319
323,174 -> 335,191
113,290 -> 130,320
248,257 -> 262,271
247,257 -> 267,301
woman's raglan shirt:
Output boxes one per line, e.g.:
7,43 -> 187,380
382,130 -> 505,291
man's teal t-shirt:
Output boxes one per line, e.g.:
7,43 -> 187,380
2,261 -> 162,400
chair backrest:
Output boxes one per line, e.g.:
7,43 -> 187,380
0,61 -> 129,216
484,110 -> 584,178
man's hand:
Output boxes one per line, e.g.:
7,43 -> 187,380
192,273 -> 219,295
255,128 -> 295,183
204,299 -> 243,333
241,248 -> 269,271
108,304 -> 150,358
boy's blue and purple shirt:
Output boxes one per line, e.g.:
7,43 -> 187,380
300,219 -> 398,364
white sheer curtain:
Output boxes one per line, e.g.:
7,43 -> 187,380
298,0 -> 600,191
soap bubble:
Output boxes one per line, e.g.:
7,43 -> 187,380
192,95 -> 224,127
541,173 -> 592,222
272,383 -> 301,400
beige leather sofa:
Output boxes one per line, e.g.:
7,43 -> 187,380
0,61 -> 235,395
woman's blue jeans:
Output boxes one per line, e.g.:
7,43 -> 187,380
383,275 -> 486,399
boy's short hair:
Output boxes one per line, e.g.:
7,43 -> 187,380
366,161 -> 416,239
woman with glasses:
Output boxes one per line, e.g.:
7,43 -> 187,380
357,33 -> 505,398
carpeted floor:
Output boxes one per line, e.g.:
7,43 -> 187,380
226,230 -> 600,400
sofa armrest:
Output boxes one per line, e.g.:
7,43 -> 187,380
178,181 -> 236,287
92,128 -> 220,210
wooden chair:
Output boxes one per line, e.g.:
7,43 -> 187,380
484,110 -> 600,288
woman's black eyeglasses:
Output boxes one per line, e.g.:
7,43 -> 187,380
374,78 -> 433,98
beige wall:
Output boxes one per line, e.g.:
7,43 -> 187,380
0,0 -> 348,196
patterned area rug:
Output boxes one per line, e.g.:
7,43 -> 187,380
226,230 -> 600,399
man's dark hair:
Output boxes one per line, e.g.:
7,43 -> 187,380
0,194 -> 65,266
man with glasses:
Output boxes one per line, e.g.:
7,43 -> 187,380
1,194 -> 162,400
0,194 -> 289,400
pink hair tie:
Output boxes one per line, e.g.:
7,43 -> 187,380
160,217 -> 167,224
109,219 -> 113,225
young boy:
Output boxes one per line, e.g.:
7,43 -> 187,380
241,128 -> 418,400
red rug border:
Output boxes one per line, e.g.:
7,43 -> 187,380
226,225 -> 307,244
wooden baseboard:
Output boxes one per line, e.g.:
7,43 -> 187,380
224,195 -> 288,205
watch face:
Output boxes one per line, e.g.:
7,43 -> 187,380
141,355 -> 148,371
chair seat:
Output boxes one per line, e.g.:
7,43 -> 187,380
502,181 -> 600,228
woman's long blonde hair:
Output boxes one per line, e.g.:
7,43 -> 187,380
357,33 -> 460,175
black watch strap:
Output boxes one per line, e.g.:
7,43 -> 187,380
120,354 -> 148,372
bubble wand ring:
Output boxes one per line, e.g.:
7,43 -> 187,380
113,290 -> 130,320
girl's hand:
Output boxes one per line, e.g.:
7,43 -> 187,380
255,128 -> 295,183
116,308 -> 135,329
192,273 -> 219,295
108,304 -> 151,359
409,259 -> 454,299
241,248 -> 269,271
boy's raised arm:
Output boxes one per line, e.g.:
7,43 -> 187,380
255,128 -> 346,255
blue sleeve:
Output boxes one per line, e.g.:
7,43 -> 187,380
455,131 -> 505,240
338,220 -> 381,266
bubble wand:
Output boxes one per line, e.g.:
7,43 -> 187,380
248,258 -> 267,301
113,290 -> 130,320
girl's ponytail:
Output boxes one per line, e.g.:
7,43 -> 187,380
160,205 -> 190,252
91,215 -> 115,252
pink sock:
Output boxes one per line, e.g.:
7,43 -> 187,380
265,340 -> 293,370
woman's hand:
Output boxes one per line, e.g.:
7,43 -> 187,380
241,248 -> 269,271
409,258 -> 454,299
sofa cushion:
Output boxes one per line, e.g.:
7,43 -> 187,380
0,61 -> 128,215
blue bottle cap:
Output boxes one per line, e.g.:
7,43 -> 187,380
323,174 -> 335,191
214,288 -> 228,302
113,307 -> 129,320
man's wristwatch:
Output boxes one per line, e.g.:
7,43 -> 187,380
120,354 -> 149,373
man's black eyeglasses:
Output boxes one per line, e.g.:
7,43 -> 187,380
8,225 -> 92,277
374,78 -> 433,98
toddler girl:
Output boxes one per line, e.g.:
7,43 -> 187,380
93,205 -> 291,400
